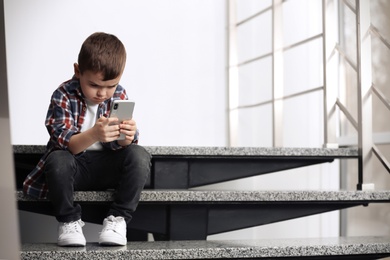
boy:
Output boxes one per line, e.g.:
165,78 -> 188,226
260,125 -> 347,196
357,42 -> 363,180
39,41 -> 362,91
23,32 -> 151,247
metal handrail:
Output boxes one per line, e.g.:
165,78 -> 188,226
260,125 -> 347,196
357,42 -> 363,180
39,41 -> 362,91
335,98 -> 358,130
236,6 -> 272,26
236,0 -> 288,26
236,33 -> 323,68
371,84 -> 390,111
334,44 -> 357,71
234,86 -> 324,110
282,33 -> 323,52
236,52 -> 272,67
372,144 -> 390,174
370,24 -> 390,50
342,0 -> 356,14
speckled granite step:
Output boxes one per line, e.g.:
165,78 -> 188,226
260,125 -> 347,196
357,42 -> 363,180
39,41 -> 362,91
16,189 -> 390,203
20,236 -> 390,259
13,145 -> 358,158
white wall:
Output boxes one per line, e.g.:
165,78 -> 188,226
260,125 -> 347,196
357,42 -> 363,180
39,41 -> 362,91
5,0 -> 227,147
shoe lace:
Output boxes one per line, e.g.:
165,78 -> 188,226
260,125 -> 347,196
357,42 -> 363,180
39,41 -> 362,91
62,220 -> 83,234
102,216 -> 121,232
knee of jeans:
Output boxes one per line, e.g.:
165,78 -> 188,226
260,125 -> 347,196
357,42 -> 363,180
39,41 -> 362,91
125,145 -> 152,171
45,150 -> 75,179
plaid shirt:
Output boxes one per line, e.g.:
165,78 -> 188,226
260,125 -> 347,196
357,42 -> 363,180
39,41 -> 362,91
23,76 -> 139,199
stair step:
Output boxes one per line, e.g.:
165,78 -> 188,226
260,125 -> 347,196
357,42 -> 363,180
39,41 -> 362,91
13,145 -> 358,157
17,190 -> 390,240
16,189 -> 390,203
14,145 -> 358,190
20,236 -> 390,259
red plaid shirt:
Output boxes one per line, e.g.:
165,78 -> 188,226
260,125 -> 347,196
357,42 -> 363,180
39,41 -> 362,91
23,76 -> 138,199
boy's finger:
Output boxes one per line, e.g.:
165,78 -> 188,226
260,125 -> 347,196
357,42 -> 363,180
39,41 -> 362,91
106,117 -> 120,125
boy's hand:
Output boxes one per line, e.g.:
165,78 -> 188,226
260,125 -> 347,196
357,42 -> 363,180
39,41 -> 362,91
93,117 -> 121,142
117,119 -> 137,146
68,116 -> 121,154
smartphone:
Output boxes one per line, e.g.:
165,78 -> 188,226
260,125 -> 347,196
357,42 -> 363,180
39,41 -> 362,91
109,100 -> 135,140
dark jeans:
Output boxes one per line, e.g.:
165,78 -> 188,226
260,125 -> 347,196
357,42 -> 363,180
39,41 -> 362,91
44,145 -> 151,224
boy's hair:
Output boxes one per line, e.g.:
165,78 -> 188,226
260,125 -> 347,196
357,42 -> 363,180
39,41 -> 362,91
78,32 -> 126,81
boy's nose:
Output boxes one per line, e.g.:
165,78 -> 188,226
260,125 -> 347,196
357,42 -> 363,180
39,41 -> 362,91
97,90 -> 105,97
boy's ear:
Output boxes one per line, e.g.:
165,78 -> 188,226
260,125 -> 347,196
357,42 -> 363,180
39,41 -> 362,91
74,63 -> 80,78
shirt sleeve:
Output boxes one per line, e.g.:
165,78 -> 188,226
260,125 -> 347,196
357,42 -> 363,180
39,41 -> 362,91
45,89 -> 80,150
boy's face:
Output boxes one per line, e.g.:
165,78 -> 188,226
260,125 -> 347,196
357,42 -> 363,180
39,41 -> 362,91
74,63 -> 122,105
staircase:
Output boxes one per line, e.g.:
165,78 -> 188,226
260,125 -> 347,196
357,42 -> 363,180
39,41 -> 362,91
14,145 -> 390,259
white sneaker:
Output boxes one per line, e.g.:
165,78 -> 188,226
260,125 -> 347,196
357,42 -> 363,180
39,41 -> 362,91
57,219 -> 86,247
99,215 -> 127,246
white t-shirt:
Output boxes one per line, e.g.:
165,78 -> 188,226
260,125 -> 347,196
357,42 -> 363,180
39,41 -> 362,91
82,100 -> 103,151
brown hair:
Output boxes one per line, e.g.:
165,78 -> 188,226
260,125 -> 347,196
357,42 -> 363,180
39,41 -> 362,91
77,32 -> 126,80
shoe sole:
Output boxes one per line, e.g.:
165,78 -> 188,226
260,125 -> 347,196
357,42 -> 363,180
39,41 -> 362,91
58,239 -> 86,247
99,236 -> 126,246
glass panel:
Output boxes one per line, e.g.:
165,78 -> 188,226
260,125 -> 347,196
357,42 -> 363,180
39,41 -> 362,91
372,37 -> 390,106
283,0 -> 322,47
236,0 -> 272,23
371,0 -> 390,134
370,0 -> 390,43
236,104 -> 273,147
372,48 -> 390,135
339,56 -> 358,138
283,38 -> 323,96
237,10 -> 272,64
283,91 -> 324,147
340,2 -> 357,66
373,95 -> 390,133
238,56 -> 272,107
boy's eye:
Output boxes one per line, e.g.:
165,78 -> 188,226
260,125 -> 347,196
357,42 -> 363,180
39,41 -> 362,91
88,82 -> 117,89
